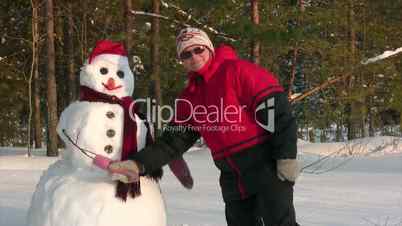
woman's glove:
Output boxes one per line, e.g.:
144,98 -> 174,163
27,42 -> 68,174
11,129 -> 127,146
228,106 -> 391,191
168,158 -> 194,189
108,160 -> 144,184
276,159 -> 300,182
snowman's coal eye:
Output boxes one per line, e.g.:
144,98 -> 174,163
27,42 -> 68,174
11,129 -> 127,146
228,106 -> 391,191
100,67 -> 108,75
116,70 -> 125,79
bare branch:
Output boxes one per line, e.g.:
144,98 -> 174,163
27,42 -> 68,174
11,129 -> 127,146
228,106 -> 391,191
291,47 -> 402,104
290,73 -> 350,103
131,7 -> 237,42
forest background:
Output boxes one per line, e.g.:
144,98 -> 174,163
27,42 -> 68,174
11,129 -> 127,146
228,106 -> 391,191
0,0 -> 401,156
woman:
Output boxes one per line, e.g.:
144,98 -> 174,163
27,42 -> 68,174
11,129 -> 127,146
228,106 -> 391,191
109,27 -> 300,226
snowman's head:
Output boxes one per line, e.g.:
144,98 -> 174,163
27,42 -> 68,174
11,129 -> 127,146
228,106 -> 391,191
80,40 -> 134,98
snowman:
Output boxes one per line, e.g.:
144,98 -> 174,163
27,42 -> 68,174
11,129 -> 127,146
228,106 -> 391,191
27,40 -> 193,226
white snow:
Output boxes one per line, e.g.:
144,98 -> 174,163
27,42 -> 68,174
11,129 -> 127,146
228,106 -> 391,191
361,47 -> 402,65
160,0 -> 169,8
299,136 -> 402,157
1,136 -> 402,226
145,22 -> 152,31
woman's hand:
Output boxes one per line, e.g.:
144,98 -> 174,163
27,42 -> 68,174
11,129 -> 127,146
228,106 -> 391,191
108,160 -> 143,183
276,159 -> 300,182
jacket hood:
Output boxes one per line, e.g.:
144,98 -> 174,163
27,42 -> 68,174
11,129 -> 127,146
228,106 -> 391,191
213,44 -> 238,63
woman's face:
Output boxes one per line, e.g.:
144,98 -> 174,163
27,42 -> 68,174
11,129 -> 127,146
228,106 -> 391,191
180,45 -> 211,72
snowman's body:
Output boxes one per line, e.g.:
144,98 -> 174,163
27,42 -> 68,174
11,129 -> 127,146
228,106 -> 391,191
27,41 -> 167,226
27,102 -> 166,226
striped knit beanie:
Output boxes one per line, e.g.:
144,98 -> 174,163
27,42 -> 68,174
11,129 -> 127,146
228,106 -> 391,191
176,27 -> 214,58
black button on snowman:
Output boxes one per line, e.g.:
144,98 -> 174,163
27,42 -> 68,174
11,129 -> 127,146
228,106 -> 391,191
106,111 -> 115,119
106,129 -> 116,137
104,145 -> 113,154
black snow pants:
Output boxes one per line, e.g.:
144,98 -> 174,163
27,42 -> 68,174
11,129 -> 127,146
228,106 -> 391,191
214,144 -> 299,226
224,164 -> 298,226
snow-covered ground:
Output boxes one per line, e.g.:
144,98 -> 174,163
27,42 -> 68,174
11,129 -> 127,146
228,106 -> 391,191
1,136 -> 402,226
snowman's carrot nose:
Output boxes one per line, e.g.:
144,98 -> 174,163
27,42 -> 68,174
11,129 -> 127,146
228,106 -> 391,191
106,78 -> 116,88
103,78 -> 122,90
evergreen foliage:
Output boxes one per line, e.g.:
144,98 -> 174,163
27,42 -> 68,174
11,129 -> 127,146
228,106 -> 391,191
0,0 -> 401,146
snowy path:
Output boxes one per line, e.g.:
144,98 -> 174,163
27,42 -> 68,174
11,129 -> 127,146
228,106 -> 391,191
1,147 -> 402,226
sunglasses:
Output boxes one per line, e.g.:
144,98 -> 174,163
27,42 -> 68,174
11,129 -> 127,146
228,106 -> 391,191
179,47 -> 206,60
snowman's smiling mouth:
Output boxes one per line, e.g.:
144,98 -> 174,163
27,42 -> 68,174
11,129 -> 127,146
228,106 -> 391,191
102,78 -> 123,91
102,83 -> 123,91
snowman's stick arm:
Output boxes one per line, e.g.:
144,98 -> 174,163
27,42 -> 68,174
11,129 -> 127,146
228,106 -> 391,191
62,129 -> 96,159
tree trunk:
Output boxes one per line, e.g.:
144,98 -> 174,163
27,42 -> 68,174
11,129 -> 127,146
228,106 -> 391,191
308,129 -> 315,143
288,0 -> 304,99
0,133 -> 3,147
367,94 -> 374,137
368,111 -> 374,137
32,0 -> 42,148
320,129 -> 327,142
288,48 -> 298,98
400,114 -> 402,135
250,0 -> 260,64
347,0 -> 357,140
56,4 -> 66,117
33,82 -> 42,148
124,0 -> 135,63
336,122 -> 343,142
29,0 -> 40,155
65,1 -> 77,102
151,0 -> 162,134
46,0 -> 59,156
80,1 -> 88,64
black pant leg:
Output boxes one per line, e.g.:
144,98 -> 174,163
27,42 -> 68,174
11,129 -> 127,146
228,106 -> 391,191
257,164 -> 298,226
225,196 -> 262,226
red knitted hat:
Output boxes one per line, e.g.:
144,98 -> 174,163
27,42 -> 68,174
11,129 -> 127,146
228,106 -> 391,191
88,40 -> 128,64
